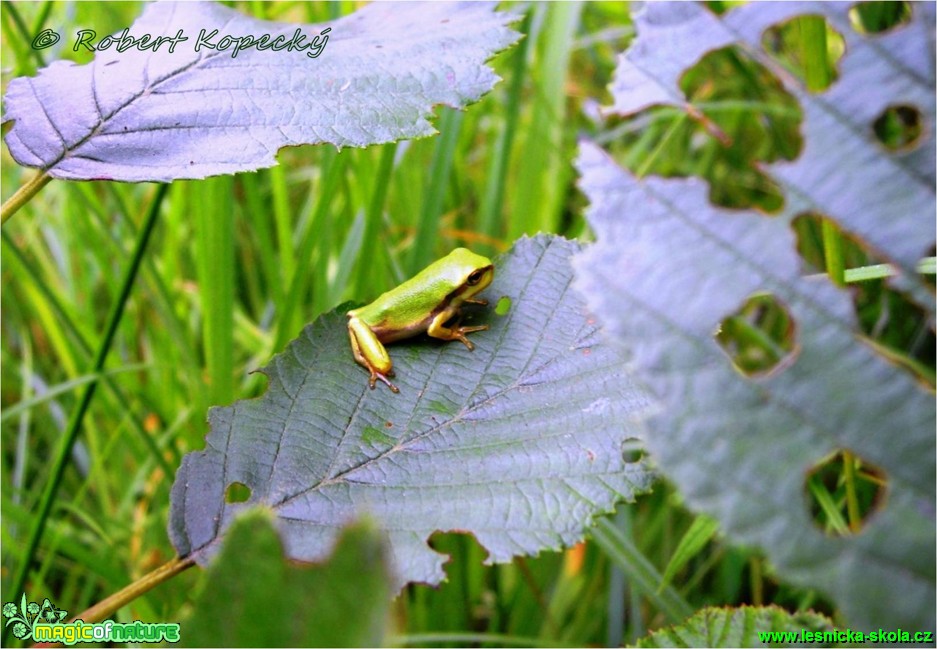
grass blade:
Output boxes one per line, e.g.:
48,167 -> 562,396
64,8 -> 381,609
355,144 -> 398,297
592,517 -> 693,624
195,178 -> 235,405
408,107 -> 465,273
3,184 -> 169,646
658,515 -> 720,593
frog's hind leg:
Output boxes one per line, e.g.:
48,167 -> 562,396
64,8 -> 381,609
348,321 -> 399,393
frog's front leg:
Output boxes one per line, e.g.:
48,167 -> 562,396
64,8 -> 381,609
427,306 -> 489,351
348,316 -> 400,393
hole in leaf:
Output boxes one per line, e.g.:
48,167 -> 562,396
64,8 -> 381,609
225,481 -> 252,504
622,438 -> 645,464
761,15 -> 845,93
873,104 -> 923,151
791,212 -> 874,276
858,291 -> 937,389
805,450 -> 887,536
849,1 -> 912,35
715,294 -> 797,377
679,46 -> 801,212
703,1 -> 745,16
608,45 -> 801,214
791,214 -> 935,388
495,295 -> 512,316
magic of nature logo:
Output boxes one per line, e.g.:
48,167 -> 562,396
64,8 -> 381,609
3,594 -> 181,645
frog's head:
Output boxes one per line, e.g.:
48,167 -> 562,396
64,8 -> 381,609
447,248 -> 494,303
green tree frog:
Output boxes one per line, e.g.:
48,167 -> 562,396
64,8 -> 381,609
347,248 -> 494,393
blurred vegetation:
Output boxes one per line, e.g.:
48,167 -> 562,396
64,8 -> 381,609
1,1 -> 931,646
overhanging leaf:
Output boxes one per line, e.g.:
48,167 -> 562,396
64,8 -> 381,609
169,235 -> 654,589
183,509 -> 392,648
607,1 -> 935,296
2,1 -> 520,182
575,2 -> 935,631
634,606 -> 835,648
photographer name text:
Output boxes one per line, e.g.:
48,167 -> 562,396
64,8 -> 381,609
65,27 -> 331,59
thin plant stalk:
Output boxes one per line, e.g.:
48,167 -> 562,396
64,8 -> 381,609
842,451 -> 862,533
408,107 -> 464,273
68,556 -> 195,624
0,172 -> 52,225
821,219 -> 846,286
478,10 -> 532,248
3,185 -> 169,645
0,231 -> 177,473
592,517 -> 693,624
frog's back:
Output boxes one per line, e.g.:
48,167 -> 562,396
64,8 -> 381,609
349,248 -> 491,330
353,274 -> 447,326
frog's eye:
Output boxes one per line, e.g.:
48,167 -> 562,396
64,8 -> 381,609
467,269 -> 486,286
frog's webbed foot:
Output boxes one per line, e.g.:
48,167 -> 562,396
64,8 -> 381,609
454,324 -> 489,350
369,368 -> 400,393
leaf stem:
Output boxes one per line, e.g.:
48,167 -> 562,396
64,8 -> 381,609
1,171 -> 52,225
68,556 -> 195,624
3,185 -> 169,645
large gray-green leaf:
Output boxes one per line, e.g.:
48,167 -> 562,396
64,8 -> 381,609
634,606 -> 835,648
2,2 -> 519,182
183,509 -> 392,647
575,2 -> 935,631
170,236 -> 654,589
607,1 -> 934,291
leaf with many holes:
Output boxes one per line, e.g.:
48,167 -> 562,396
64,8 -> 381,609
634,606 -> 835,648
575,3 -> 935,630
2,1 -> 519,182
607,1 -> 935,301
183,510 -> 392,648
170,235 -> 654,589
